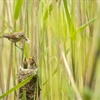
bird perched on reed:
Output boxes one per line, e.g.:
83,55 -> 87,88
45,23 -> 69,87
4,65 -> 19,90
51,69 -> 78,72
29,57 -> 38,69
3,32 -> 30,49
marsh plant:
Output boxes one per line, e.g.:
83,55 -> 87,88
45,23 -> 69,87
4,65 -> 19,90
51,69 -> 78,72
0,0 -> 100,100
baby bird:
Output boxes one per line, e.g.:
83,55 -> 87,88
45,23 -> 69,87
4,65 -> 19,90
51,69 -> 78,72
23,58 -> 28,69
29,57 -> 38,69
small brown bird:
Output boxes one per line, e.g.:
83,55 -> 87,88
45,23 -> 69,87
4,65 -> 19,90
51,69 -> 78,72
3,32 -> 30,49
3,32 -> 27,42
23,58 -> 28,69
29,57 -> 38,69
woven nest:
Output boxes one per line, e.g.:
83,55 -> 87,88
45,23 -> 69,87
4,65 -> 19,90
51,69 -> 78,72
18,67 -> 40,100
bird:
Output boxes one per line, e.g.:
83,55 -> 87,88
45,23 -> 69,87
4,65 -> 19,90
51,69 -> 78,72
3,32 -> 30,49
29,57 -> 38,69
23,58 -> 28,69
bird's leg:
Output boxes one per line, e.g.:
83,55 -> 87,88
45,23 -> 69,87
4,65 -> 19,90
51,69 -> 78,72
15,43 -> 23,50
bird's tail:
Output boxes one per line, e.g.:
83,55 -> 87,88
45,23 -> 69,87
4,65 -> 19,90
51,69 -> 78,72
2,34 -> 10,38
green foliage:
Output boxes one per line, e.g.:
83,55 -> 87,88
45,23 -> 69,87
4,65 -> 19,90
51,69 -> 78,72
71,17 -> 97,39
22,90 -> 27,100
42,37 -> 56,57
43,67 -> 58,86
0,75 -> 34,99
1,0 -> 100,100
14,0 -> 24,20
61,76 -> 75,100
43,3 -> 53,21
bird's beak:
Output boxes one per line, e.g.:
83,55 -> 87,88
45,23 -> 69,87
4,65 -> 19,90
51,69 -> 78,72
23,35 -> 27,40
29,57 -> 32,61
24,36 -> 30,43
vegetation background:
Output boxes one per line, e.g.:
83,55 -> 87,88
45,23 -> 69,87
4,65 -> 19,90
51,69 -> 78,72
0,0 -> 100,100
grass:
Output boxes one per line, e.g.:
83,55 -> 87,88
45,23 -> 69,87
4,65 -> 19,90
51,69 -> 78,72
0,0 -> 100,100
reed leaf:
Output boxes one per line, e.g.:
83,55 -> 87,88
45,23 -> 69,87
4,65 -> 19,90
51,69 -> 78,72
14,0 -> 24,20
0,74 -> 34,99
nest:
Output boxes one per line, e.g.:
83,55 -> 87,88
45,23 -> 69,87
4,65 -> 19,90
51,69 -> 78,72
18,67 -> 40,100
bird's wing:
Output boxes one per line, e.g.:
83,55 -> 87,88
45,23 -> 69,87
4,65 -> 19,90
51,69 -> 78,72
7,32 -> 19,39
3,33 -> 16,39
10,32 -> 18,38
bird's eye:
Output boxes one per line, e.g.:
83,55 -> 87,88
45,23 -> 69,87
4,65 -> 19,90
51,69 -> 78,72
21,34 -> 23,36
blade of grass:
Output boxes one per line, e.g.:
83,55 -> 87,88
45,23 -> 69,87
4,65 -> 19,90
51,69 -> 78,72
71,17 -> 97,39
78,17 -> 96,32
43,0 -> 58,21
43,67 -> 58,86
42,37 -> 56,57
22,90 -> 27,100
63,0 -> 76,80
63,0 -> 75,33
61,50 -> 82,100
14,0 -> 24,20
61,77 -> 75,100
43,4 -> 53,21
0,16 -> 12,29
0,74 -> 34,99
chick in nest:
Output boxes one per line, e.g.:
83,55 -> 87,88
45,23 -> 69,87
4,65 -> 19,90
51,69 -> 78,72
29,57 -> 38,69
23,57 -> 28,69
